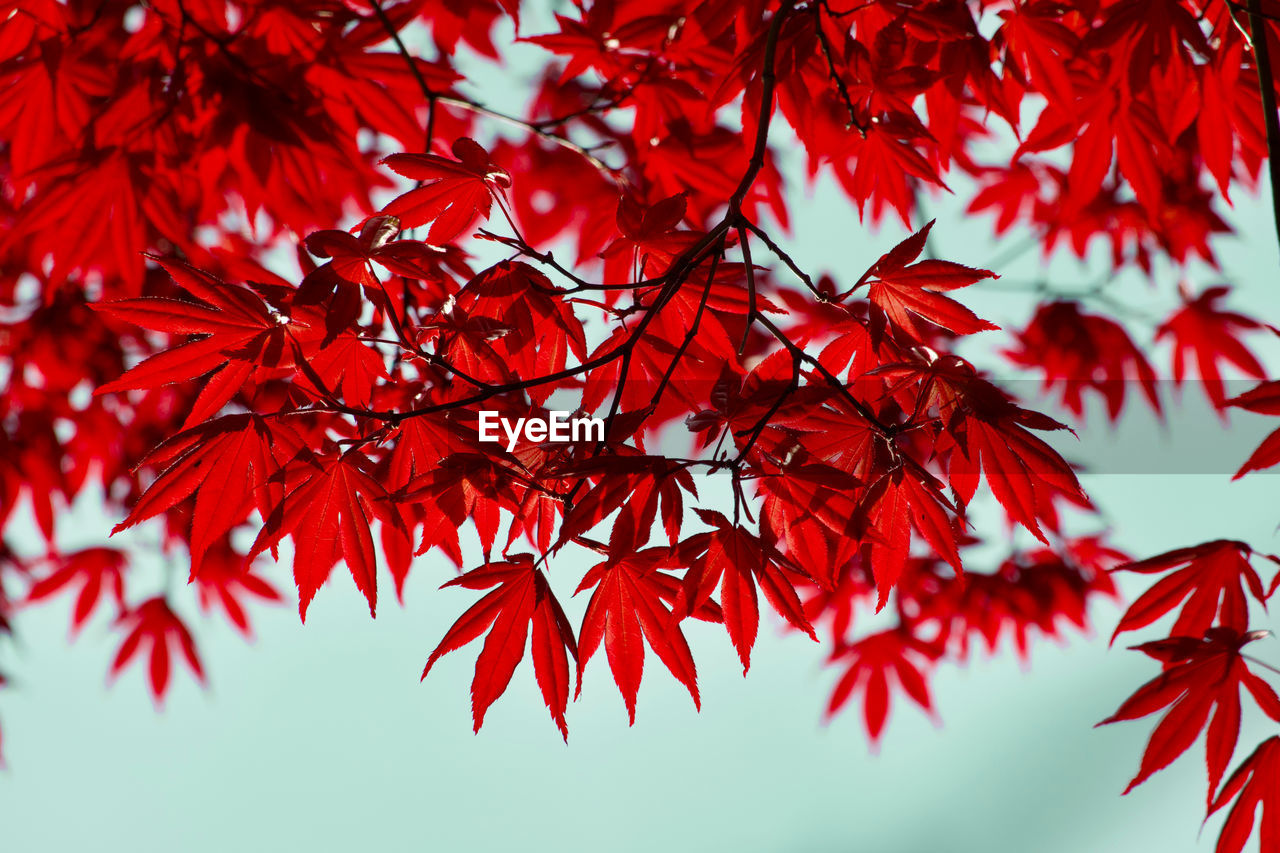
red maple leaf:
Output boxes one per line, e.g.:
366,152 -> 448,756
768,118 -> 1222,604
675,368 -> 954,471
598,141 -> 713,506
851,220 -> 999,343
191,537 -> 282,638
250,448 -> 406,621
942,374 -> 1087,545
111,414 -> 304,575
380,137 -> 512,243
994,1 -> 1078,111
1157,286 -> 1267,412
25,547 -> 127,635
298,213 -> 445,341
1228,380 -> 1280,479
1098,627 -> 1280,797
677,509 -> 816,673
1004,300 -> 1160,421
573,541 -> 704,723
825,628 -> 941,745
1110,540 -> 1275,642
1209,736 -> 1280,853
93,257 -> 287,427
422,556 -> 578,739
109,597 -> 205,703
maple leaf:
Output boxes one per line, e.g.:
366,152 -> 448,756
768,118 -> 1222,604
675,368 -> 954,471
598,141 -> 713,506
422,556 -> 578,739
915,541 -> 1120,661
825,628 -> 941,745
1110,541 -> 1274,642
111,414 -> 303,575
1208,736 -> 1280,853
380,138 -> 512,243
1005,301 -> 1161,422
851,220 -> 999,344
250,448 -> 406,621
833,122 -> 947,228
296,329 -> 390,409
994,1 -> 1079,112
25,547 -> 127,635
1098,627 -> 1280,797
943,375 -> 1087,545
1156,286 -> 1267,412
1228,381 -> 1280,479
574,543 -> 703,723
298,215 -> 445,341
449,261 -> 587,405
1088,0 -> 1208,95
191,537 -> 282,638
677,509 -> 816,674
757,458 -> 866,589
93,257 -> 286,427
404,453 -> 519,560
967,163 -> 1046,234
0,34 -> 111,180
555,454 -> 698,548
1197,40 -> 1246,201
860,467 -> 964,609
109,597 -> 205,703
600,193 -> 697,279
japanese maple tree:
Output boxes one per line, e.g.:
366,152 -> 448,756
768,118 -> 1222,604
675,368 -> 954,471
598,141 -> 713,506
3,0 -> 1280,850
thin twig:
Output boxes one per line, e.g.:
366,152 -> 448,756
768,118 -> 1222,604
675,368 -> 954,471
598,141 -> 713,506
1246,0 -> 1280,254
363,1 -> 628,184
814,0 -> 868,136
741,217 -> 838,304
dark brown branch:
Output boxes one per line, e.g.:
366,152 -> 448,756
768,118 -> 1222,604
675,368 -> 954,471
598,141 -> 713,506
1228,0 -> 1280,29
649,238 -> 726,407
753,311 -> 890,438
730,0 -> 799,210
367,0 -> 436,121
1246,0 -> 1280,254
732,350 -> 802,466
737,225 -> 758,354
741,218 -> 837,304
814,0 -> 868,137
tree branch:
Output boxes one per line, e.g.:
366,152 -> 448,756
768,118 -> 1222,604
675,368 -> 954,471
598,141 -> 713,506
1247,0 -> 1280,255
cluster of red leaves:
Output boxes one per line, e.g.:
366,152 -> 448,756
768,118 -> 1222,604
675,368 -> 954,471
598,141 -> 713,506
814,536 -> 1123,743
0,3 -> 1277,850
86,136 -> 1114,748
1100,541 -> 1280,853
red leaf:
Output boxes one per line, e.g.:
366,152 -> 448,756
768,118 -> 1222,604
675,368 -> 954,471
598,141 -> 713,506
26,547 -> 127,634
423,557 -> 578,738
109,597 -> 204,703
574,547 -> 702,723
113,414 -> 303,575
1157,286 -> 1266,412
381,138 -> 511,243
681,510 -> 817,673
250,449 -> 404,622
825,629 -> 940,744
1111,541 -> 1270,642
1098,627 -> 1280,797
858,221 -> 999,341
1208,737 -> 1280,853
93,257 -> 283,402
